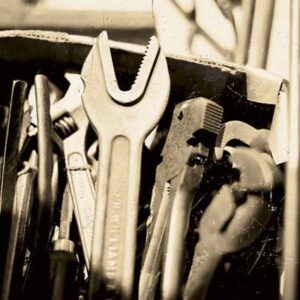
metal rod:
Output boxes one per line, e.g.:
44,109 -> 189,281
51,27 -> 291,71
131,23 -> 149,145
283,0 -> 300,299
0,80 -> 27,298
247,0 -> 275,68
33,74 -> 53,252
234,0 -> 255,64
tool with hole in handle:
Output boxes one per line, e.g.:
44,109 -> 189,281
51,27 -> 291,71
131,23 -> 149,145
184,147 -> 282,300
81,31 -> 170,299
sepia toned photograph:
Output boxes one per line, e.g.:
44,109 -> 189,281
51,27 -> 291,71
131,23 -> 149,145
0,0 -> 296,299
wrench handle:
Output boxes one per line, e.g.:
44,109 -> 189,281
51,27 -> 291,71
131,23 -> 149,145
66,151 -> 95,269
90,135 -> 142,299
184,240 -> 221,300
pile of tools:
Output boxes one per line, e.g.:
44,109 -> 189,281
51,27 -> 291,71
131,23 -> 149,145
0,30 -> 284,300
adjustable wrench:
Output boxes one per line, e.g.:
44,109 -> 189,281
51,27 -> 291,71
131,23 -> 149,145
52,76 -> 95,270
140,98 -> 223,299
81,31 -> 170,298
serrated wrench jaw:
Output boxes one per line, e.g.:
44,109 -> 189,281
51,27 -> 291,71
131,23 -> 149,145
81,32 -> 170,141
98,31 -> 160,105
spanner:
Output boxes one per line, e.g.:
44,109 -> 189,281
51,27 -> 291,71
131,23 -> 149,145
81,31 -> 170,298
52,77 -> 95,269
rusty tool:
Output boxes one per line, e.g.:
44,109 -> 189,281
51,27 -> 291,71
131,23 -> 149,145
81,31 -> 170,299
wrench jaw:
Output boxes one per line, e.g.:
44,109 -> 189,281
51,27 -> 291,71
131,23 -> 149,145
81,31 -> 170,140
99,31 -> 160,105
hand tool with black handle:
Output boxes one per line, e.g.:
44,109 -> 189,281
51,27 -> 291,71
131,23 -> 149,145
52,76 -> 95,270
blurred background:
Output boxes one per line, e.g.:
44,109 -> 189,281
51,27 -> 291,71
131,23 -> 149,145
0,0 -> 289,78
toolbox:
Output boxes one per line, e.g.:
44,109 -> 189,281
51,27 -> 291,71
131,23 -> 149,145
0,30 -> 286,299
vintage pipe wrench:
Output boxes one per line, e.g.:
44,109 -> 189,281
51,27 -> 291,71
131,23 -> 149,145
81,31 -> 170,299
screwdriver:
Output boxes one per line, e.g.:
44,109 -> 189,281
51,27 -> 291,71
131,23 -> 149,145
48,185 -> 78,300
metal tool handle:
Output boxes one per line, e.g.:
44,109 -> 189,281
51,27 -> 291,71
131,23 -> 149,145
184,240 -> 221,300
66,151 -> 95,269
34,74 -> 53,252
1,151 -> 37,300
139,182 -> 171,300
48,250 -> 78,300
162,173 -> 198,299
90,136 -> 142,299
247,0 -> 275,68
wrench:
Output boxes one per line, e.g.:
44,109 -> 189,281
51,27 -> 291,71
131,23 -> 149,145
52,77 -> 95,270
81,31 -> 170,298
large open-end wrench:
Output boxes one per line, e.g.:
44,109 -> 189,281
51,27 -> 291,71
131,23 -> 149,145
81,31 -> 170,299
